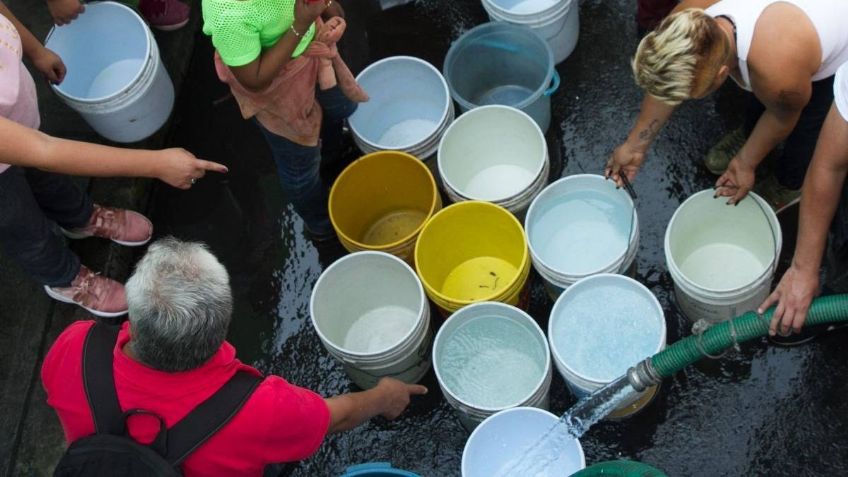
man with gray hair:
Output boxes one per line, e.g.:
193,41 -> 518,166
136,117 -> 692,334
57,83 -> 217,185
42,237 -> 427,476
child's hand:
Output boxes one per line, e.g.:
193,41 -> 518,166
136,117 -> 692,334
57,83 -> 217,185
157,148 -> 229,189
32,47 -> 66,84
46,0 -> 85,26
293,0 -> 329,33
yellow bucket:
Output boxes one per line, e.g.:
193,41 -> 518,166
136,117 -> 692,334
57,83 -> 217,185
415,201 -> 530,314
329,151 -> 442,262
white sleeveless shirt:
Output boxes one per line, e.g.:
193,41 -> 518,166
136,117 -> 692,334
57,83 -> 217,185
705,0 -> 848,91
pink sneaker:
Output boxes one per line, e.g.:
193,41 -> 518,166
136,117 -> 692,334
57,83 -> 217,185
138,0 -> 189,31
44,265 -> 128,318
63,204 -> 153,247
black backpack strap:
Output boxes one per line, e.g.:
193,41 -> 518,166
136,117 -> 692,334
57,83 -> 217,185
82,322 -> 124,435
164,371 -> 263,466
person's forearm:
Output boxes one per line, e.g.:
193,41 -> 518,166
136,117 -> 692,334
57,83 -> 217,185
736,106 -> 801,170
792,106 -> 848,273
234,24 -> 308,91
325,388 -> 387,434
623,95 -> 675,152
0,2 -> 46,60
0,117 -> 160,178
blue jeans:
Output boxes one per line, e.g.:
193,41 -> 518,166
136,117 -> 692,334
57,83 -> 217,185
0,167 -> 93,286
256,86 -> 357,235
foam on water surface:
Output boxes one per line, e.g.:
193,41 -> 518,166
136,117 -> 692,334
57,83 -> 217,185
343,305 -> 417,353
362,209 -> 428,246
553,283 -> 662,382
440,315 -> 545,407
680,242 -> 766,290
378,118 -> 439,146
441,256 -> 519,301
463,164 -> 536,200
531,189 -> 631,275
87,58 -> 144,98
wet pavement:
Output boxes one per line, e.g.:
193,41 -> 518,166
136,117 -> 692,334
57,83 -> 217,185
152,0 -> 848,475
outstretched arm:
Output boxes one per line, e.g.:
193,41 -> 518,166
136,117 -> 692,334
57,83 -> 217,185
0,116 -> 227,189
759,104 -> 848,334
324,378 -> 427,434
606,94 -> 677,186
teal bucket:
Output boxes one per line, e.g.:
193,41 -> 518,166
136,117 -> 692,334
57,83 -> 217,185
443,22 -> 559,132
341,463 -> 420,476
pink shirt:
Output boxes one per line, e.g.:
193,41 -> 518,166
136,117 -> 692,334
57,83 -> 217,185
0,13 -> 40,174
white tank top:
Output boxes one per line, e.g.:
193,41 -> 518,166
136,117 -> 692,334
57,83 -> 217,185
705,0 -> 848,91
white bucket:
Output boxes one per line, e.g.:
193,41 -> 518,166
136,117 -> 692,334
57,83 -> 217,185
433,302 -> 552,431
310,251 -> 431,389
526,174 -> 639,299
665,190 -> 782,324
45,2 -> 175,143
549,274 -> 666,417
462,407 -> 586,477
438,105 -> 549,217
349,56 -> 454,160
482,0 -> 580,64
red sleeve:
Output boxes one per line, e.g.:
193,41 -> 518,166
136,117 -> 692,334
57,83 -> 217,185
257,376 -> 331,463
41,320 -> 97,443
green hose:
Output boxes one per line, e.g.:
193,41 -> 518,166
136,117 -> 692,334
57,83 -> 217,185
570,460 -> 667,477
652,294 -> 848,378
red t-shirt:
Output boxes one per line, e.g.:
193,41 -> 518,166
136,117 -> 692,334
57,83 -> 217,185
42,321 -> 331,476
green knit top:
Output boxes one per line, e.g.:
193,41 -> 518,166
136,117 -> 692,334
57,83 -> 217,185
201,0 -> 315,67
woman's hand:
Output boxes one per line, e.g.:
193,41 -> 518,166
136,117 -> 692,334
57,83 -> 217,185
31,47 -> 66,84
46,0 -> 85,26
157,148 -> 228,189
715,156 -> 756,205
760,265 -> 819,336
605,142 -> 645,187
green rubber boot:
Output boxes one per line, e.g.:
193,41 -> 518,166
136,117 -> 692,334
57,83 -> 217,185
705,127 -> 746,175
753,174 -> 801,213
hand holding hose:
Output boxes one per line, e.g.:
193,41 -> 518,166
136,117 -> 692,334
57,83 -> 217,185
759,264 -> 819,336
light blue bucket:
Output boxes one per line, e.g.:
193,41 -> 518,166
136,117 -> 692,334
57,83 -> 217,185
349,56 -> 453,160
44,1 -> 174,143
443,22 -> 559,132
341,463 -> 420,476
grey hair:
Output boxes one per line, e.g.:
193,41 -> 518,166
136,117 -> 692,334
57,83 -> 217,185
126,237 -> 232,372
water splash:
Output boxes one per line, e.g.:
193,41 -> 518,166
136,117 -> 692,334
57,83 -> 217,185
494,375 -> 639,477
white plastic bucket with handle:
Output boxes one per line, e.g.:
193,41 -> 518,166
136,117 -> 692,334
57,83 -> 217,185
45,1 -> 174,143
665,190 -> 782,324
549,274 -> 666,418
310,251 -> 431,389
437,105 -> 549,218
525,174 -> 639,299
433,302 -> 552,431
482,0 -> 579,64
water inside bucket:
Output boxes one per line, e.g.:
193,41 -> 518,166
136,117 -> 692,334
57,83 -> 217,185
464,164 -> 536,200
475,85 -> 535,108
679,243 -> 767,290
362,210 -> 428,246
440,315 -> 545,408
441,257 -> 519,301
87,59 -> 144,98
531,189 -> 630,275
377,119 -> 440,147
500,0 -> 560,14
553,283 -> 661,382
343,305 -> 418,353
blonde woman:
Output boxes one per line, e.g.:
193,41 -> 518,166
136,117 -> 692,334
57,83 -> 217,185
606,0 -> 848,209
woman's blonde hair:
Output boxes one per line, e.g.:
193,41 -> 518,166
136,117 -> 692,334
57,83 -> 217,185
632,9 -> 730,105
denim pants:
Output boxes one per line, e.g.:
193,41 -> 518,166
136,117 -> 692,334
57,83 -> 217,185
256,86 -> 357,235
0,167 -> 93,287
825,186 -> 848,293
743,75 -> 835,190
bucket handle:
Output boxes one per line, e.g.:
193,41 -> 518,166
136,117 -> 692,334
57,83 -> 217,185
544,70 -> 561,97
749,194 -> 782,280
616,200 -> 638,274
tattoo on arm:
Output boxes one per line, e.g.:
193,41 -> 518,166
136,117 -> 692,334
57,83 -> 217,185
637,119 -> 661,144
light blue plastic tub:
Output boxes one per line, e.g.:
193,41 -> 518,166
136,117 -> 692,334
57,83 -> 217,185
341,463 -> 420,476
443,22 -> 559,132
349,56 -> 453,159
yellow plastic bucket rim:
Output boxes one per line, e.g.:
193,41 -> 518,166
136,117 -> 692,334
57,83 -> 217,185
329,151 -> 440,251
415,201 -> 530,306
